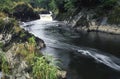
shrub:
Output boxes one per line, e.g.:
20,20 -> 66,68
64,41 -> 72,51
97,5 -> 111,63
13,2 -> 39,21
108,6 -> 120,24
28,36 -> 36,44
0,18 -> 20,34
32,56 -> 59,79
0,51 -> 9,74
9,43 -> 59,79
0,12 -> 6,18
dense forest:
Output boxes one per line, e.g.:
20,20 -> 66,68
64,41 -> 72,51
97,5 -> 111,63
0,0 -> 120,23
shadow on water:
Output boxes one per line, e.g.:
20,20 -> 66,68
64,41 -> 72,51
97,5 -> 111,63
21,19 -> 120,79
68,52 -> 120,79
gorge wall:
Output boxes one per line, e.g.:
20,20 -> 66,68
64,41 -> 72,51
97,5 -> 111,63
51,0 -> 120,34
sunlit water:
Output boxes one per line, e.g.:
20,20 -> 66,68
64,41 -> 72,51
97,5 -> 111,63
21,15 -> 120,79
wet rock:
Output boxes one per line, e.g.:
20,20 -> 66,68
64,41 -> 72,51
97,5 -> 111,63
2,44 -> 31,79
35,37 -> 45,49
58,70 -> 67,79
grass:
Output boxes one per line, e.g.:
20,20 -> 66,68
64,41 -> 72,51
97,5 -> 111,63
0,12 -> 6,19
32,56 -> 59,79
0,1 -> 60,78
0,18 -> 21,34
11,39 -> 60,79
0,51 -> 9,75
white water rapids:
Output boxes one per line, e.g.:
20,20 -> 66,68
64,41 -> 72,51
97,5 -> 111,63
21,14 -> 120,72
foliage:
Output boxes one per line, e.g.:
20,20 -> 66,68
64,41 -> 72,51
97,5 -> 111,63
14,43 -> 36,60
0,51 -> 9,74
64,0 -> 75,11
30,0 -> 50,9
8,43 -> 59,79
0,42 -> 4,48
32,56 -> 59,79
0,1 -> 60,79
28,36 -> 36,44
0,0 -> 13,14
101,0 -> 118,8
0,12 -> 6,18
108,6 -> 120,24
0,18 -> 20,34
49,0 -> 59,15
13,1 -> 40,21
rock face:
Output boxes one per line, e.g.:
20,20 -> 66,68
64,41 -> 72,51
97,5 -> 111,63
3,44 -> 31,79
0,16 -> 45,79
54,0 -> 120,34
13,2 -> 40,21
60,10 -> 120,35
69,14 -> 120,34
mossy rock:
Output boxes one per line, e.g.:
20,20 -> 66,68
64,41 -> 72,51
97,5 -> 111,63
0,18 -> 20,34
13,2 -> 39,21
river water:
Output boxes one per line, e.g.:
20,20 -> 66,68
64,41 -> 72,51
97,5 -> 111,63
21,18 -> 120,79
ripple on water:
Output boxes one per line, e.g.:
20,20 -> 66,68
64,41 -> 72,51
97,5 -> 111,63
77,49 -> 120,71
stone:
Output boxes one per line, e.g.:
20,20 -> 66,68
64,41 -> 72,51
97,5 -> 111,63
58,70 -> 67,79
24,73 -> 30,79
16,76 -> 26,79
16,73 -> 21,77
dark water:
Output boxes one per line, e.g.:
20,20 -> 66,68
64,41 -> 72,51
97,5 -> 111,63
22,20 -> 120,79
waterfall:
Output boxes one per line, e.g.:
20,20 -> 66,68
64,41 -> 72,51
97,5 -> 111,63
39,14 -> 53,21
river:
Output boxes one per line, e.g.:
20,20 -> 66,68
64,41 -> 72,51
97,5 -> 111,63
21,15 -> 120,79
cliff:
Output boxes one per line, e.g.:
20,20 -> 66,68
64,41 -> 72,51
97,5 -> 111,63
51,0 -> 120,34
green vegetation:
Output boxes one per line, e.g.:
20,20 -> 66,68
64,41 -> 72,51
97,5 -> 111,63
32,56 -> 59,79
32,0 -> 119,24
0,0 -> 60,79
13,38 -> 58,79
0,51 -> 9,74
0,35 -> 59,79
108,6 -> 120,24
0,0 -> 119,78
12,2 -> 39,21
0,18 -> 20,34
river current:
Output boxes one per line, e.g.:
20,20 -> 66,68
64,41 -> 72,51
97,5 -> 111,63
21,16 -> 120,79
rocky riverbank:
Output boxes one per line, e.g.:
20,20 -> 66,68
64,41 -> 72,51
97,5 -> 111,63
75,22 -> 120,35
60,12 -> 120,35
0,16 -> 45,79
52,0 -> 120,35
0,2 -> 62,79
